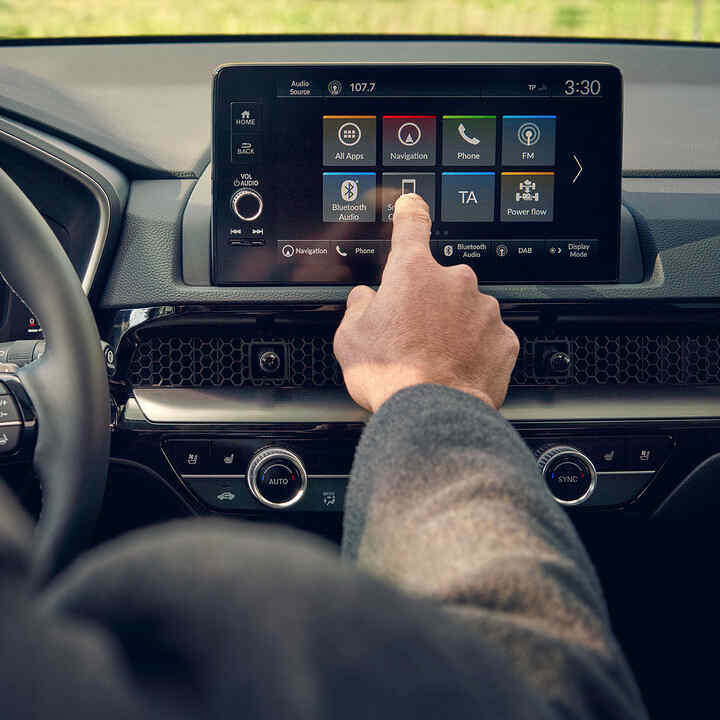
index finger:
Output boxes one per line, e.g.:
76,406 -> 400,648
388,193 -> 433,259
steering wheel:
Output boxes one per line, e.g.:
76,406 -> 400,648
0,169 -> 110,586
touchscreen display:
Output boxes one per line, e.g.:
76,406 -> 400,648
212,64 -> 622,285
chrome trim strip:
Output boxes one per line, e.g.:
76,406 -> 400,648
0,127 -> 111,294
128,385 -> 720,425
308,474 -> 351,479
182,474 -> 247,479
0,421 -> 22,428
596,470 -> 655,477
131,387 -> 370,425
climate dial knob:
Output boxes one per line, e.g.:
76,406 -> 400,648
536,446 -> 597,506
231,188 -> 263,222
247,447 -> 307,509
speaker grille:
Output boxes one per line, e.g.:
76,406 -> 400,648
125,333 -> 720,388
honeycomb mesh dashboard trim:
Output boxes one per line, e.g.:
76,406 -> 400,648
125,332 -> 720,389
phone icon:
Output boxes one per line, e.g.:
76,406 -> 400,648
458,123 -> 481,146
335,245 -> 348,257
401,178 -> 417,195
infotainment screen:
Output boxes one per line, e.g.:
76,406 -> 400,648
211,64 -> 622,285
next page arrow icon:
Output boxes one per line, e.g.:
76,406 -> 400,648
572,154 -> 583,184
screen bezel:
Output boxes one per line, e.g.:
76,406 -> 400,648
211,62 -> 623,287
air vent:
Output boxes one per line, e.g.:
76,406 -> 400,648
125,332 -> 720,389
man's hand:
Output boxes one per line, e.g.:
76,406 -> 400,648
334,193 -> 519,413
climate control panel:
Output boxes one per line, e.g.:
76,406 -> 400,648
163,438 -> 351,513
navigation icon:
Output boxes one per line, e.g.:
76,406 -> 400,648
281,244 -> 295,258
397,122 -> 422,146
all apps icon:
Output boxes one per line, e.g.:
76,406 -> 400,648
323,116 -> 376,166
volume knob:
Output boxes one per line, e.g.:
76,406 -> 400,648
537,446 -> 597,506
231,189 -> 263,222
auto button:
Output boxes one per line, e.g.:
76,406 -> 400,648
247,447 -> 307,509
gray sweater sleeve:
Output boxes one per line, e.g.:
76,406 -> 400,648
342,384 -> 648,720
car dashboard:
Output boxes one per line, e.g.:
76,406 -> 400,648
1,36 -> 720,534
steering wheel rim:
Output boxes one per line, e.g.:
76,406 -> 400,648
0,168 -> 109,586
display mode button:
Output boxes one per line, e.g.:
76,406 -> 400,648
546,240 -> 597,261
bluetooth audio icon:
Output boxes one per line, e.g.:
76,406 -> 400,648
340,179 -> 359,202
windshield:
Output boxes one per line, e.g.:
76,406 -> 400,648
0,0 -> 717,42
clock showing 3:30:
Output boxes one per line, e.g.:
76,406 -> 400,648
564,79 -> 603,96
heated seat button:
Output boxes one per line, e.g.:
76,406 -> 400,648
164,440 -> 212,475
627,437 -> 674,470
583,438 -> 627,471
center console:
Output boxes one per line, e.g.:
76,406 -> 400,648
212,63 -> 623,285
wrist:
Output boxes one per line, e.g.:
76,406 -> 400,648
371,379 -> 496,414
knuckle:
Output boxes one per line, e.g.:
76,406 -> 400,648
347,284 -> 371,306
480,293 -> 501,316
448,263 -> 478,287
